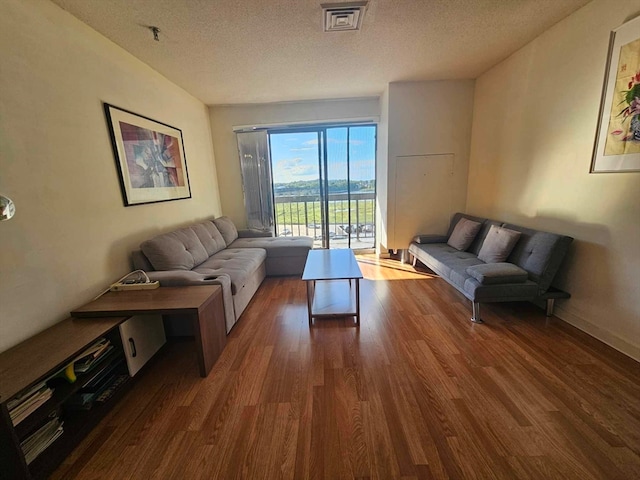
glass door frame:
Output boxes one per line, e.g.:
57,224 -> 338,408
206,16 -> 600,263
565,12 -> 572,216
267,123 -> 377,250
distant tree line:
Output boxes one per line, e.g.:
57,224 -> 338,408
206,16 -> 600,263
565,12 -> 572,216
273,179 -> 375,196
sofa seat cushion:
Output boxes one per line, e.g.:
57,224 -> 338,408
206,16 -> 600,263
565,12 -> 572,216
229,237 -> 313,258
141,227 -> 209,271
466,263 -> 528,285
409,243 -> 483,281
193,248 -> 266,295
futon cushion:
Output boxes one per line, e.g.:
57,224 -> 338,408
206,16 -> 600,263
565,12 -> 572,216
466,263 -> 529,285
447,218 -> 481,251
213,216 -> 239,246
141,228 -> 208,271
477,225 -> 521,263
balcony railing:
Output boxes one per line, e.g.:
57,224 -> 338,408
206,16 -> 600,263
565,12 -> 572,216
273,192 -> 376,249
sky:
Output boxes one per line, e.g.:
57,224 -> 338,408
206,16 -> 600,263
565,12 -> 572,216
269,126 -> 376,184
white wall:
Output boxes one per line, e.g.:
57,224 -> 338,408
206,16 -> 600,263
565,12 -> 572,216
0,0 -> 222,353
376,87 -> 390,252
209,98 -> 380,227
384,81 -> 475,249
467,0 -> 640,360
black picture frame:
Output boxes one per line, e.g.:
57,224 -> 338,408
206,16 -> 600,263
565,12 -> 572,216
104,103 -> 192,205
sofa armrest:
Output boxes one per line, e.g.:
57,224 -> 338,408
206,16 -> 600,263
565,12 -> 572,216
145,270 -> 220,286
413,234 -> 448,244
466,263 -> 528,285
237,229 -> 274,238
146,270 -> 236,333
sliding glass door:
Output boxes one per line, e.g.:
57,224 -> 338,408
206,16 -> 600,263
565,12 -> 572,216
268,124 -> 376,250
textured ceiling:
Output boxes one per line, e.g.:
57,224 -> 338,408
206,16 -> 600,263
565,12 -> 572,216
50,0 -> 591,105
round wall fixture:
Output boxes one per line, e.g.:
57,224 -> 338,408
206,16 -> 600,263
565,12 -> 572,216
1,195 -> 16,221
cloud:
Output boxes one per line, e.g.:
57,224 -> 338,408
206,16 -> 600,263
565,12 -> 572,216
289,147 -> 314,152
275,158 -> 316,179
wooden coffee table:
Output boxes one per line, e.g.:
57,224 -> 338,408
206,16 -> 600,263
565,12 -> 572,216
302,249 -> 363,326
71,286 -> 226,377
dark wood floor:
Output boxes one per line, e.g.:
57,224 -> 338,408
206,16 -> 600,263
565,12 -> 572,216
53,256 -> 640,479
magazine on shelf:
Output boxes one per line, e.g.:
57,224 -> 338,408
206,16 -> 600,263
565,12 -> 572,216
66,358 -> 126,410
8,383 -> 54,426
74,339 -> 114,374
20,416 -> 64,465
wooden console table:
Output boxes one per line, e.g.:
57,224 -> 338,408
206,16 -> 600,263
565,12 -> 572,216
72,285 -> 226,378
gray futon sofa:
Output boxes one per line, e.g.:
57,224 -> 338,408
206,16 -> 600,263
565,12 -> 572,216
132,216 -> 313,333
408,212 -> 572,323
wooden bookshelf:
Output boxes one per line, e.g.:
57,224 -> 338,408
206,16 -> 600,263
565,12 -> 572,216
1,285 -> 226,478
0,316 -> 129,480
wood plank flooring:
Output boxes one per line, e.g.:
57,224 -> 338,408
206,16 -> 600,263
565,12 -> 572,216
52,255 -> 640,479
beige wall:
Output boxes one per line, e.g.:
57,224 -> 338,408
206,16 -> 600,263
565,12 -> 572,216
0,0 -> 221,353
209,98 -> 380,227
384,81 -> 475,249
467,0 -> 640,359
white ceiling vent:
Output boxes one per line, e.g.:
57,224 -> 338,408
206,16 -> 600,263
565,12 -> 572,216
322,2 -> 368,32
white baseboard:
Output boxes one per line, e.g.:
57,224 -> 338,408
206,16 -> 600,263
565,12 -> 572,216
555,306 -> 640,362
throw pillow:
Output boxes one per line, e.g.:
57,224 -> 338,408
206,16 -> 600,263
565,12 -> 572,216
213,216 -> 239,246
477,225 -> 521,263
447,218 -> 482,251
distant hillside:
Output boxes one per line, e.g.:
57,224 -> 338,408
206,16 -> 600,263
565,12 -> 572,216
273,179 -> 374,196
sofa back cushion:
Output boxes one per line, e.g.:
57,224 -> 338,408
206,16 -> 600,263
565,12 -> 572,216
213,216 -> 239,246
503,223 -> 573,292
132,250 -> 155,271
191,221 -> 226,256
141,227 -> 209,271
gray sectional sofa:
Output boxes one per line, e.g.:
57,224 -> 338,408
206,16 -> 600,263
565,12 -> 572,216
132,216 -> 313,333
408,212 -> 572,323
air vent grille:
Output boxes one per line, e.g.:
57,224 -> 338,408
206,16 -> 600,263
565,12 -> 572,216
322,2 -> 368,32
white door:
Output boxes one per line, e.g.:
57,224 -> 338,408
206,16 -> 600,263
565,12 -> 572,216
119,315 -> 166,376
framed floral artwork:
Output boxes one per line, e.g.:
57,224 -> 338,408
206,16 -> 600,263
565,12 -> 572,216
591,15 -> 640,173
104,103 -> 192,205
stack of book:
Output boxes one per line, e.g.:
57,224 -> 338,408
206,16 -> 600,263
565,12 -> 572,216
73,338 -> 113,374
7,382 -> 53,426
66,358 -> 128,410
20,417 -> 64,465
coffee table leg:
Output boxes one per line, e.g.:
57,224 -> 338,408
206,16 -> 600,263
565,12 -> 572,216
306,280 -> 313,326
355,278 -> 360,326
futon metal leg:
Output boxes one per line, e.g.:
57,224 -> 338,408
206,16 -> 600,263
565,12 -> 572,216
546,298 -> 555,317
412,255 -> 417,267
471,301 -> 483,323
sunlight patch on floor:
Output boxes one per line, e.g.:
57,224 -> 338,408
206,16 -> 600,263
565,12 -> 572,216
355,253 -> 437,281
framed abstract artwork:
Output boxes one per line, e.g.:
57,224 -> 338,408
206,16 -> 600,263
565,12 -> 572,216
104,103 -> 192,205
591,15 -> 640,173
